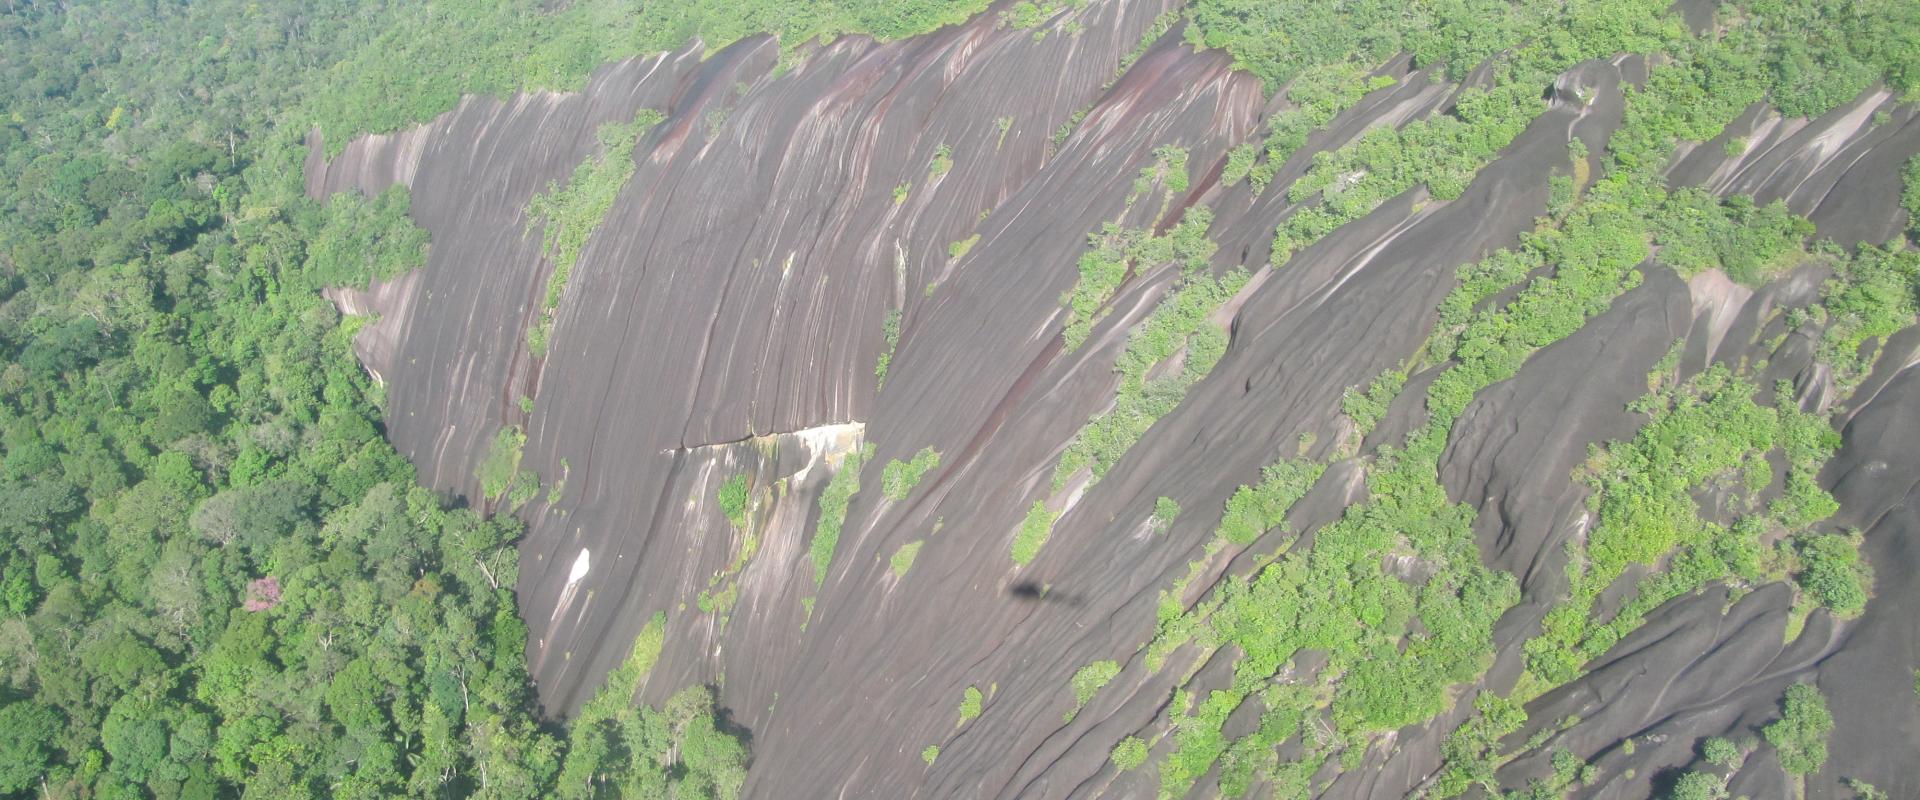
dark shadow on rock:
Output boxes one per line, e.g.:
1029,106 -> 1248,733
1007,581 -> 1085,607
1645,764 -> 1695,799
714,699 -> 756,762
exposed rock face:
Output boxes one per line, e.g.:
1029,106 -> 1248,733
309,1 -> 1920,797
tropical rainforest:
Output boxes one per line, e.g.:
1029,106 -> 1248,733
0,0 -> 1917,799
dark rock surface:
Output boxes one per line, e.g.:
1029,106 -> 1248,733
308,1 -> 1920,796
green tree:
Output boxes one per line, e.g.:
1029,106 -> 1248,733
1668,770 -> 1729,800
716,474 -> 750,529
1765,683 -> 1833,776
1701,736 -> 1739,767
0,700 -> 60,793
1795,532 -> 1871,617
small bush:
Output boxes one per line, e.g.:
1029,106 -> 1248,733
1066,660 -> 1120,721
1111,737 -> 1148,770
875,309 -> 903,387
1701,736 -> 1739,766
506,469 -> 541,510
1668,771 -> 1728,800
928,144 -> 953,178
1903,154 -> 1920,236
1341,369 -> 1406,436
1150,496 -> 1180,533
476,426 -> 527,501
1222,143 -> 1256,186
1131,145 -> 1189,200
957,686 -> 983,725
890,540 -> 923,578
716,474 -> 750,529
1847,779 -> 1889,800
881,447 -> 940,501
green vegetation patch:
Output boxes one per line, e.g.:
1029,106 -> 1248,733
574,613 -> 667,723
1218,459 -> 1325,546
1012,501 -> 1061,566
697,584 -> 739,616
506,468 -> 543,510
875,309 -> 903,388
1793,531 -> 1871,618
1222,142 -> 1258,187
1653,188 -> 1812,286
1341,368 -> 1407,438
716,473 -> 751,529
1185,0 -> 1592,198
478,425 -> 530,501
928,144 -> 953,178
881,446 -> 941,501
1161,687 -> 1261,794
1669,771 -> 1729,800
301,185 -> 434,287
1904,154 -> 1920,237
1053,265 -> 1247,488
557,614 -> 750,799
313,0 -> 998,149
524,109 -> 665,356
1111,736 -> 1149,771
1815,243 -> 1920,386
1150,496 -> 1181,534
1254,0 -> 1690,265
1702,736 -> 1741,767
1521,369 -> 1841,688
1002,0 -> 1082,30
1065,660 -> 1120,722
1130,145 -> 1190,204
1153,426 -> 1519,789
1427,4 -> 1920,781
1059,207 -> 1217,352
957,686 -> 984,726
1148,5 -> 1825,783
810,443 -> 875,587
1765,683 -> 1832,776
889,540 -> 924,579
1185,0 -> 1556,90
1247,66 -> 1398,193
